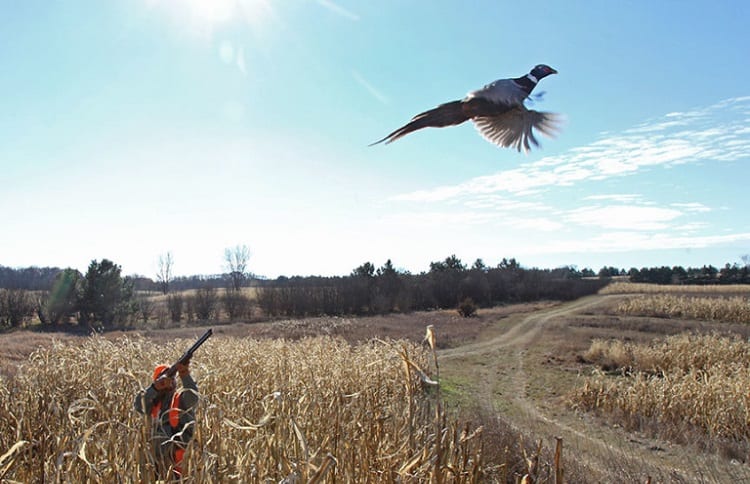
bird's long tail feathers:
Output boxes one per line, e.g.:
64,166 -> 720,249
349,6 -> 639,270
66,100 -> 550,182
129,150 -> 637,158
370,100 -> 468,145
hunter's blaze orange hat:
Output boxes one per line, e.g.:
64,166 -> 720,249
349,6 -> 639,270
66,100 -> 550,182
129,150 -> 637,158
152,364 -> 170,381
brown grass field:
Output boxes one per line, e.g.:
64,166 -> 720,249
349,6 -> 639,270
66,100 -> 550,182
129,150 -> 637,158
142,287 -> 259,303
2,283 -> 750,482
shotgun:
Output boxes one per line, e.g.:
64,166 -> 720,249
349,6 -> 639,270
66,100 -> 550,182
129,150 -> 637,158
157,328 -> 213,379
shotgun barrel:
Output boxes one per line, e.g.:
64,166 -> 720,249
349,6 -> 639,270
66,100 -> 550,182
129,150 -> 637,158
158,328 -> 213,379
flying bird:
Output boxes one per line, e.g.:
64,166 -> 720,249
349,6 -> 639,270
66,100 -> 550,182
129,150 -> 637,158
371,64 -> 561,152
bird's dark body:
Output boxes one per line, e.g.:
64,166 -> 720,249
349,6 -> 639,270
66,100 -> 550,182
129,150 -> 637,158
462,97 -> 515,118
371,65 -> 560,151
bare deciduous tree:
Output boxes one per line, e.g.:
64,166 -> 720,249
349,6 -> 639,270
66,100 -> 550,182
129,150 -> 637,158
224,245 -> 250,292
157,252 -> 174,295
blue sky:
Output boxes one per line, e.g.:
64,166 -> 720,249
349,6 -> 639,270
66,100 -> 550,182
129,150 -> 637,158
1,0 -> 749,278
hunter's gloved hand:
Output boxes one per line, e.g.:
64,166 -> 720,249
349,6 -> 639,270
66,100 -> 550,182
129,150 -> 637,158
176,359 -> 190,377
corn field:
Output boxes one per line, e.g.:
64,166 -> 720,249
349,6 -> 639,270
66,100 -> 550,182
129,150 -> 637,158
601,282 -> 750,295
613,294 -> 750,324
572,333 -> 750,442
0,333 -> 487,482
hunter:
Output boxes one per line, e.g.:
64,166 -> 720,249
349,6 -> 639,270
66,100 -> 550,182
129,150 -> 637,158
134,359 -> 199,479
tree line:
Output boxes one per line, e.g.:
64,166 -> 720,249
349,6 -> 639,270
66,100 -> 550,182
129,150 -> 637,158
0,259 -> 253,331
3,260 -> 748,294
255,257 -> 606,318
0,260 -> 133,330
1,257 -> 748,331
0,266 -> 230,293
626,263 -> 750,285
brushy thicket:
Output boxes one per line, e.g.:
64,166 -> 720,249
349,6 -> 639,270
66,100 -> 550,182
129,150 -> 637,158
571,333 -> 750,448
0,335 -> 486,482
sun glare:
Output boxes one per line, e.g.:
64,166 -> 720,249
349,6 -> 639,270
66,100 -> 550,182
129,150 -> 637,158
146,0 -> 273,37
184,0 -> 237,25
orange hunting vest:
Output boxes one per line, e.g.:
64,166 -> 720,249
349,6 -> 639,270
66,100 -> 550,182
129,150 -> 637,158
151,392 -> 186,466
151,391 -> 181,429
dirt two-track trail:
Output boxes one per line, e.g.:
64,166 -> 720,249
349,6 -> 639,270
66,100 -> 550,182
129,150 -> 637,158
438,295 -> 750,483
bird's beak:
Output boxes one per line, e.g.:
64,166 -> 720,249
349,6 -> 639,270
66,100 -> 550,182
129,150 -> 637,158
549,67 -> 558,75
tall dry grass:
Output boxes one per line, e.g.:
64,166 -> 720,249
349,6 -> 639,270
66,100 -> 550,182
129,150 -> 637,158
143,287 -> 259,304
572,333 -> 750,447
614,294 -> 750,324
0,333 -> 487,482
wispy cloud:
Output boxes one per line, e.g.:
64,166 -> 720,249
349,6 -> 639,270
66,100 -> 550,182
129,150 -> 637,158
524,231 -> 750,256
384,97 -> 750,258
564,205 -> 683,231
462,195 -> 549,212
316,0 -> 360,21
352,70 -> 389,104
386,211 -> 495,227
584,194 -> 643,203
670,202 -> 711,213
383,209 -> 564,233
505,216 -> 564,232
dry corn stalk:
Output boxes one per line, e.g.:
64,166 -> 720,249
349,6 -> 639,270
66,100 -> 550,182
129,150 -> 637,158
614,294 -> 750,324
601,282 -> 750,295
573,333 -> 750,441
0,332 -> 484,482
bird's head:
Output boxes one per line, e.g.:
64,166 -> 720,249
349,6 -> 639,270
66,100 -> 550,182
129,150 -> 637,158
530,64 -> 558,80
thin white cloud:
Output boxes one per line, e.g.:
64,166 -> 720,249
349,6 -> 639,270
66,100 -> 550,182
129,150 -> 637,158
385,211 -> 495,227
388,199 -> 714,235
524,231 -> 750,256
584,194 -> 642,203
670,202 -> 711,213
463,196 -> 549,212
675,222 -> 710,232
317,0 -> 360,20
564,205 -> 683,231
383,199 -> 557,231
505,216 -> 564,232
352,70 -> 389,104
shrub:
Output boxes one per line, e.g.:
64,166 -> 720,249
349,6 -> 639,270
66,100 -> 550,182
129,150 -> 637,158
457,297 -> 477,317
0,289 -> 35,328
194,286 -> 218,321
167,294 -> 183,323
222,289 -> 251,320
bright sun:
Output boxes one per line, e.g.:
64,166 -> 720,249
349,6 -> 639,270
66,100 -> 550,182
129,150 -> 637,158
146,0 -> 273,37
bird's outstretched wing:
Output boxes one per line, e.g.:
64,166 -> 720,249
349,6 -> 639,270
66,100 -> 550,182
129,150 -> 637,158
472,106 -> 561,152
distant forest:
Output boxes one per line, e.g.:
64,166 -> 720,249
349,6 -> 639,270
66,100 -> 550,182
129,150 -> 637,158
2,259 -> 749,292
0,266 -> 229,292
0,257 -> 748,331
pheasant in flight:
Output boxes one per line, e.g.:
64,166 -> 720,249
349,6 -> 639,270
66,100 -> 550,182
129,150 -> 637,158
371,64 -> 560,152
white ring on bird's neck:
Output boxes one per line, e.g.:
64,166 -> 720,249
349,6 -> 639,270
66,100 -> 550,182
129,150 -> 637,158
526,74 -> 538,84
